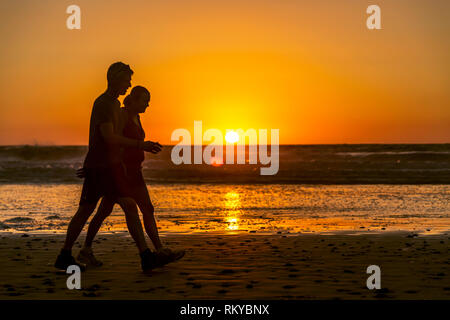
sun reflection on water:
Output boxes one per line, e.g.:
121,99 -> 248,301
223,192 -> 241,231
1,184 -> 449,235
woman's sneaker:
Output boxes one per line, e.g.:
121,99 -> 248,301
77,247 -> 103,267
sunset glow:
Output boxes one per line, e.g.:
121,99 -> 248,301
0,1 -> 449,145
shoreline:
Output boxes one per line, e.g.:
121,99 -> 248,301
1,228 -> 449,238
1,231 -> 449,300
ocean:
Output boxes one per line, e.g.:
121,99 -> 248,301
0,144 -> 449,235
1,144 -> 449,184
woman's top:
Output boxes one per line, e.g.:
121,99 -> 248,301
122,108 -> 145,168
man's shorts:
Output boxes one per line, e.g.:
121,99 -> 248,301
79,164 -> 131,205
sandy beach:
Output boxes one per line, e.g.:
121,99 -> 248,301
0,231 -> 449,300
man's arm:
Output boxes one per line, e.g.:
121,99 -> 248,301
148,141 -> 163,149
100,123 -> 142,148
100,123 -> 162,152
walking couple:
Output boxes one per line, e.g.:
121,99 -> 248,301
54,62 -> 184,272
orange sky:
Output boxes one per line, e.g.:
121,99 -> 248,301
0,0 -> 449,145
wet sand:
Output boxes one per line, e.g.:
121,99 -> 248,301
0,232 -> 449,299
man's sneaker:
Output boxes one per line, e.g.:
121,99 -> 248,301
54,250 -> 86,271
156,248 -> 186,264
140,248 -> 158,272
140,248 -> 175,272
77,247 -> 103,267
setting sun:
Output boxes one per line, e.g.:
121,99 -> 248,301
225,131 -> 239,144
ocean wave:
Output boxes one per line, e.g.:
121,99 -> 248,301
336,151 -> 450,157
0,145 -> 87,161
0,222 -> 10,230
44,215 -> 63,220
4,217 -> 35,223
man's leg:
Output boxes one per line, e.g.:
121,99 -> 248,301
62,202 -> 97,250
84,197 -> 115,248
55,202 -> 97,270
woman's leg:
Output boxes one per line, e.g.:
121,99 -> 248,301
132,176 -> 163,250
131,170 -> 185,262
117,196 -> 149,253
110,163 -> 149,254
77,197 -> 115,266
135,182 -> 186,263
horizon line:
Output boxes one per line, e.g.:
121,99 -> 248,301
0,142 -> 449,147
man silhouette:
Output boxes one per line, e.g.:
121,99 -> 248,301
55,62 -> 165,272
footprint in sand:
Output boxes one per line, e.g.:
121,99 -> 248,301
282,285 -> 296,289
